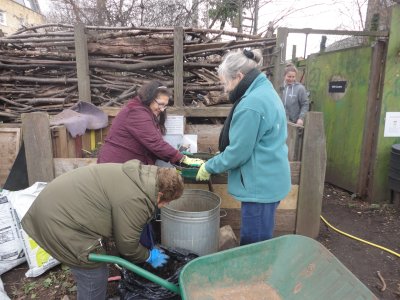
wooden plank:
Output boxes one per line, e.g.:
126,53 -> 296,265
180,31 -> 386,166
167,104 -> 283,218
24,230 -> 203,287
296,112 -> 326,238
218,208 -> 296,240
287,123 -> 303,161
275,209 -> 296,234
51,126 -> 69,158
74,23 -> 91,102
54,158 -> 97,177
185,124 -> 223,153
358,40 -> 385,201
0,128 -> 21,187
174,26 -> 184,107
22,112 -> 55,185
220,208 -> 241,239
277,185 -> 298,210
81,131 -> 92,155
101,106 -> 232,118
0,123 -> 21,128
185,161 -> 299,186
184,182 -> 298,211
286,27 -> 388,37
290,161 -> 300,185
272,27 -> 288,90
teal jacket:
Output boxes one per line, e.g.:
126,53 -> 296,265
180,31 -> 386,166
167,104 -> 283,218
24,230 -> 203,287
206,73 -> 291,203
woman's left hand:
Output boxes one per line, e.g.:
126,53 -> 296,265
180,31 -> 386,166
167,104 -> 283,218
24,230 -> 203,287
196,164 -> 211,181
296,119 -> 304,126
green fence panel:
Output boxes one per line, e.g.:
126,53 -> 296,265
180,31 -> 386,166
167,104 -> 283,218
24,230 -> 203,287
306,47 -> 372,192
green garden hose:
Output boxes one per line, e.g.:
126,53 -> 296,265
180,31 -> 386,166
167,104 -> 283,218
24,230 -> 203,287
320,215 -> 400,258
88,253 -> 181,295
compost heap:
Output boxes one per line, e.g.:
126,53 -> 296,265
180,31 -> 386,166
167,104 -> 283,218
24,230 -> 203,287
119,246 -> 198,300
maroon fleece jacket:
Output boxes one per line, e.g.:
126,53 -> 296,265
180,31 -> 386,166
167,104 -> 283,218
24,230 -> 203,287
98,97 -> 183,165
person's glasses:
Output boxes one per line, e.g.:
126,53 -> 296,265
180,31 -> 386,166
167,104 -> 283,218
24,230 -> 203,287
154,99 -> 168,110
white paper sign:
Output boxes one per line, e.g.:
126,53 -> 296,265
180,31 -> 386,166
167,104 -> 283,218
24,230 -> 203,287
165,115 -> 185,135
163,134 -> 198,154
384,112 -> 400,137
182,134 -> 198,154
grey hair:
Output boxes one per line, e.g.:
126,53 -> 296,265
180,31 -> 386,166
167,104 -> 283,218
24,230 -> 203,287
217,49 -> 263,80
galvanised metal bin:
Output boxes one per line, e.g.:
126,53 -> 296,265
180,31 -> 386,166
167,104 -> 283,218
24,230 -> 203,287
161,189 -> 220,256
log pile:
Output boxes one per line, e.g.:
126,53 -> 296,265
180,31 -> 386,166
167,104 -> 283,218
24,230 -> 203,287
0,24 -> 276,122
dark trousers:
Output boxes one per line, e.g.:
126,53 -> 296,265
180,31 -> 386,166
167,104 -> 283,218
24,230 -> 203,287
140,223 -> 155,249
70,264 -> 109,300
240,201 -> 280,246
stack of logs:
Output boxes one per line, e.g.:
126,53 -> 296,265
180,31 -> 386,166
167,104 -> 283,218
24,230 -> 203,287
0,24 -> 277,122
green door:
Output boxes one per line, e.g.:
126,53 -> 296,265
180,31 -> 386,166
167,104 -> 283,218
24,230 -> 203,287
306,47 -> 372,192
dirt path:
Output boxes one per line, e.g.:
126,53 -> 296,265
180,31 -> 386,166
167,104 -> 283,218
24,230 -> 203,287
317,184 -> 400,300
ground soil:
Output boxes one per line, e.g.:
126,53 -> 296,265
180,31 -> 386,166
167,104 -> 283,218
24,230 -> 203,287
1,183 -> 399,299
317,184 -> 400,300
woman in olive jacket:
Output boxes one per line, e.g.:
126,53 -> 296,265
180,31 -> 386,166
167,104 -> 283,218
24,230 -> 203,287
21,160 -> 184,300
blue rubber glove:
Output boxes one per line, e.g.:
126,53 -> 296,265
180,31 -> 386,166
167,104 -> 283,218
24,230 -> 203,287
146,248 -> 169,268
196,163 -> 211,181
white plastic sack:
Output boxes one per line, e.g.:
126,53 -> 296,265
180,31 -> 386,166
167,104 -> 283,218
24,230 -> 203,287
0,277 -> 11,300
7,182 -> 60,278
0,190 -> 26,276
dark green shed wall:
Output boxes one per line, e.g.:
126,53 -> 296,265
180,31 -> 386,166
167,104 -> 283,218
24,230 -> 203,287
306,47 -> 372,192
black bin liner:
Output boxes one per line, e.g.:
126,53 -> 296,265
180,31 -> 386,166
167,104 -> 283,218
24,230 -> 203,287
119,246 -> 198,300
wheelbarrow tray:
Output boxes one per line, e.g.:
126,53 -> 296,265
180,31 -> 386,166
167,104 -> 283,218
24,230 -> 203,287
179,234 -> 378,300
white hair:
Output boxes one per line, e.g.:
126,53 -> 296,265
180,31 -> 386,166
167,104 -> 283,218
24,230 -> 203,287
217,49 -> 263,80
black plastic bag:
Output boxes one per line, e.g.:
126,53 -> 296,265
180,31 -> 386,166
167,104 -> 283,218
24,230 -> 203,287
119,246 -> 198,300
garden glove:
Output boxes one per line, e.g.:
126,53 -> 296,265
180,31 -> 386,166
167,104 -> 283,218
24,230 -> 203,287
180,151 -> 193,156
181,155 -> 204,167
196,163 -> 211,181
146,248 -> 169,268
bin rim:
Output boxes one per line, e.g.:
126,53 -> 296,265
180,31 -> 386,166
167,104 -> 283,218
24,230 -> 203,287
162,189 -> 221,215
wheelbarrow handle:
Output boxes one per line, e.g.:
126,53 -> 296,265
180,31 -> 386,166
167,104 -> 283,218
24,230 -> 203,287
88,253 -> 181,295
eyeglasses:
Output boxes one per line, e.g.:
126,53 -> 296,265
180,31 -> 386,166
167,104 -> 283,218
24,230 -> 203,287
154,99 -> 168,110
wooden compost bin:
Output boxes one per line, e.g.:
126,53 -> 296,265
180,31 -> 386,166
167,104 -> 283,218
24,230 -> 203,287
1,110 -> 326,239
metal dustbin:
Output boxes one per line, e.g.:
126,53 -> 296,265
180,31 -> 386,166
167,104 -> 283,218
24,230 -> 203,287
179,235 -> 378,300
161,189 -> 220,256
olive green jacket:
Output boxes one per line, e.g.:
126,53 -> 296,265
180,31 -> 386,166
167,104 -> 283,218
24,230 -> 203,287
21,160 -> 159,268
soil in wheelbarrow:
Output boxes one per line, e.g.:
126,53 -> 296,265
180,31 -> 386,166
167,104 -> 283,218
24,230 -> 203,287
1,183 -> 399,299
317,183 -> 400,300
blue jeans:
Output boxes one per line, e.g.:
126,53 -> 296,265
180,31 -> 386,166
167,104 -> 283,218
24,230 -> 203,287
70,264 -> 109,300
240,201 -> 280,246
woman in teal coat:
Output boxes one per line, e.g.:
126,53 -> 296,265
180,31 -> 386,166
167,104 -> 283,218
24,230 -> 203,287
196,49 -> 291,245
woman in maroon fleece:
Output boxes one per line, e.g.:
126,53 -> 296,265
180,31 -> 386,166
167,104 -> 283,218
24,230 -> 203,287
97,81 -> 203,247
98,81 -> 185,165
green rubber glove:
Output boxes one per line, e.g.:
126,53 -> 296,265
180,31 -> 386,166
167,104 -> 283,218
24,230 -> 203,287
182,156 -> 204,167
196,163 -> 211,181
181,151 -> 193,156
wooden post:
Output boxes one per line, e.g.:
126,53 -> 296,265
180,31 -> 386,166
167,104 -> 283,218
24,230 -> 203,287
272,27 -> 289,90
286,123 -> 303,162
296,112 -> 326,238
74,23 -> 91,103
358,40 -> 385,200
174,26 -> 184,107
291,45 -> 297,62
21,112 -> 55,185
